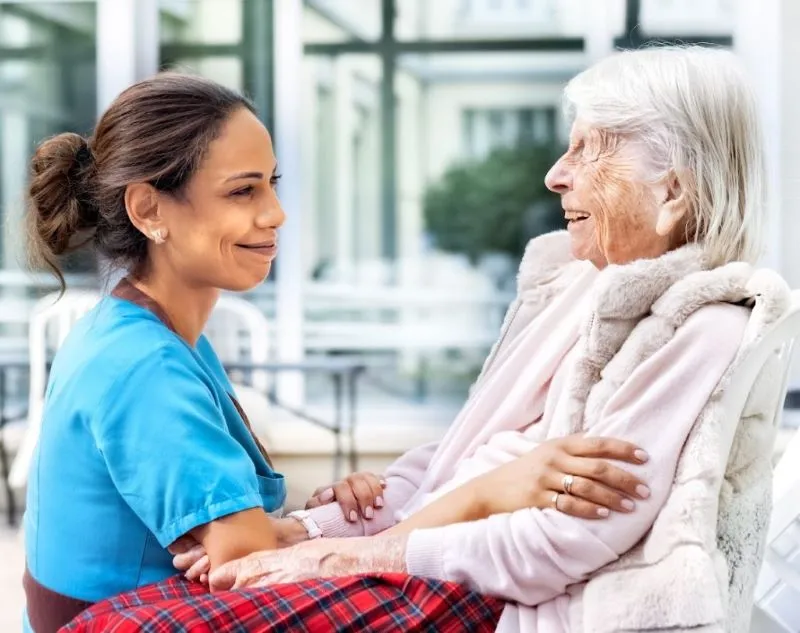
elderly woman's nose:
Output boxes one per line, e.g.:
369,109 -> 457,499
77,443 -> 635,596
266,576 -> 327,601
545,158 -> 572,194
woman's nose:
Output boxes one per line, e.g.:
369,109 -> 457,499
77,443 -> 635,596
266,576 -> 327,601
545,157 -> 572,194
256,198 -> 285,229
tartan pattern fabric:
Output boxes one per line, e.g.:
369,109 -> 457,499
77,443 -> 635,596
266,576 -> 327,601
61,573 -> 504,633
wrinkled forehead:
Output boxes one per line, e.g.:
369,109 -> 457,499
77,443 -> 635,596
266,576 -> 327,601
570,118 -> 659,171
569,118 -> 617,146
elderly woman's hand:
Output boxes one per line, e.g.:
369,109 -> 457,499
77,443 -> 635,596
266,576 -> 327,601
467,435 -> 650,520
208,535 -> 408,592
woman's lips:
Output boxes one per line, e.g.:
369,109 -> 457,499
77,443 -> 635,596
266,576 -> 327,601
564,210 -> 590,223
237,243 -> 278,257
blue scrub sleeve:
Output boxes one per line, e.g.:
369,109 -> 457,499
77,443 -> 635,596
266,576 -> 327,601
91,342 -> 265,547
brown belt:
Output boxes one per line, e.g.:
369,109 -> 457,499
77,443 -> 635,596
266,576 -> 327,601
23,567 -> 92,633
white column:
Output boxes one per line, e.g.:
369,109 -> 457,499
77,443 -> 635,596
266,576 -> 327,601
274,0 -> 306,406
736,0 -> 800,392
333,60 -> 355,279
96,0 -> 159,112
734,0 -> 782,274
1,113 -> 28,272
583,0 -> 619,63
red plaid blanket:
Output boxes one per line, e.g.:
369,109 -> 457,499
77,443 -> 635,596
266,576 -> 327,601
61,574 -> 504,632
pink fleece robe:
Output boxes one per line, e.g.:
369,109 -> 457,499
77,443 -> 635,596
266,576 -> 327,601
307,263 -> 748,632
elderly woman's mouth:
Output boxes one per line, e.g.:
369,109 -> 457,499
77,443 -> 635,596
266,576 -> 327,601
565,210 -> 591,224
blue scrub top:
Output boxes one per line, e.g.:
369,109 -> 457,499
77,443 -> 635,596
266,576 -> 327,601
24,295 -> 286,606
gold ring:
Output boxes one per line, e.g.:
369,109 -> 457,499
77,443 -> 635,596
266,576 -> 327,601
563,474 -> 574,495
552,492 -> 560,510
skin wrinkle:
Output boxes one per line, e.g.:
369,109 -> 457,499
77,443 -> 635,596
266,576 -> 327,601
222,535 -> 408,590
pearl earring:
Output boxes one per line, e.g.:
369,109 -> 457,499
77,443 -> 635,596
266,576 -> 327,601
151,229 -> 165,245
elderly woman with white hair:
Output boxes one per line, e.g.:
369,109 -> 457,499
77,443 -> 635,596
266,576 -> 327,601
151,46 -> 787,632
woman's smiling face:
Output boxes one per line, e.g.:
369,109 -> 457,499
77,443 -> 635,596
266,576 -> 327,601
544,119 -> 678,268
153,107 -> 286,291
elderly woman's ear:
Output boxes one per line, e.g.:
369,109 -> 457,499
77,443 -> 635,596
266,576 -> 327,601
655,172 -> 688,238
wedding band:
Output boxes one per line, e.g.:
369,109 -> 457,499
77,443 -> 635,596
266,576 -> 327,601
563,474 -> 574,495
552,492 -> 560,510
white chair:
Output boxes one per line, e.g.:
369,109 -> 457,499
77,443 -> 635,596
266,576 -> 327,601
745,291 -> 800,632
8,290 -> 101,490
204,293 -> 276,435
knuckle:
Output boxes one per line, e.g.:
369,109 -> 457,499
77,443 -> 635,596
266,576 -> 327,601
572,477 -> 590,498
587,437 -> 606,453
619,474 -> 638,492
590,461 -> 607,477
599,489 -> 619,507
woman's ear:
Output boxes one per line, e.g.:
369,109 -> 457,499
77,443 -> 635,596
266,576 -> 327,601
125,183 -> 167,243
655,172 -> 688,237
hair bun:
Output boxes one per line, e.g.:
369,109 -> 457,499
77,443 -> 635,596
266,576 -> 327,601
28,132 -> 99,259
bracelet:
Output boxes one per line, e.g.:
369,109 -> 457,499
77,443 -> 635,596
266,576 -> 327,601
286,509 -> 323,539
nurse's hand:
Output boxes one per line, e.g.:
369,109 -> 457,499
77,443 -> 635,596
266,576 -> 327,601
170,536 -> 210,585
305,472 -> 387,522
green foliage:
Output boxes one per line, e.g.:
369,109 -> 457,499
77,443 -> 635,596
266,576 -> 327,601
423,143 -> 564,262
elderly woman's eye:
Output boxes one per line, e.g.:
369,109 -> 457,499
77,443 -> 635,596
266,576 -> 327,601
582,142 -> 602,162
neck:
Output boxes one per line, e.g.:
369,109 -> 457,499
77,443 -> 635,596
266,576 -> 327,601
131,271 -> 219,346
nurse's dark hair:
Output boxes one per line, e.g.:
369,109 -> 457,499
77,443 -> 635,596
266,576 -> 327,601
26,72 -> 256,291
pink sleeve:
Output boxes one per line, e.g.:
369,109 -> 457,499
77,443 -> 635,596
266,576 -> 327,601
405,303 -> 749,605
309,441 -> 439,538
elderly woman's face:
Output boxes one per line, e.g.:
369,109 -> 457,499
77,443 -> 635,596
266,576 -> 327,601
545,120 -> 677,268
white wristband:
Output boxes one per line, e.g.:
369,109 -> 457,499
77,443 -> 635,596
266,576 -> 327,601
286,509 -> 323,539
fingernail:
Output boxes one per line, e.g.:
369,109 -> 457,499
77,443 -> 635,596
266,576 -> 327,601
597,507 -> 610,518
636,485 -> 651,499
380,479 -> 387,487
375,496 -> 384,508
634,449 -> 649,462
319,488 -> 335,502
621,499 -> 635,511
348,510 -> 358,522
364,506 -> 374,519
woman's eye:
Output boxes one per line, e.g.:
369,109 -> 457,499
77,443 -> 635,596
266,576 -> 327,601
230,185 -> 255,198
581,142 -> 601,162
270,173 -> 282,188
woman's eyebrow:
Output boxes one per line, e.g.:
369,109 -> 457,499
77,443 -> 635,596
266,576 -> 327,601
224,171 -> 264,183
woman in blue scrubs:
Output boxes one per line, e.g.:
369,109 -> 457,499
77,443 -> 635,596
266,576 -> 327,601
21,73 -> 323,632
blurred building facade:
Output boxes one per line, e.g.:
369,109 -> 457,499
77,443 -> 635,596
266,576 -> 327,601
1,0 -> 798,409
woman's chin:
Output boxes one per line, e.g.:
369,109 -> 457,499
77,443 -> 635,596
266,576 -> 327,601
568,234 -> 593,261
223,267 -> 272,292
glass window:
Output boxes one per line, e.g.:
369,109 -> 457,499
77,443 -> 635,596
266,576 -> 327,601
160,0 -> 243,45
396,0 -> 571,41
303,0 -> 569,401
0,1 -> 97,275
159,0 -> 273,129
303,0 -> 381,43
639,0 -> 734,35
464,106 -> 556,160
